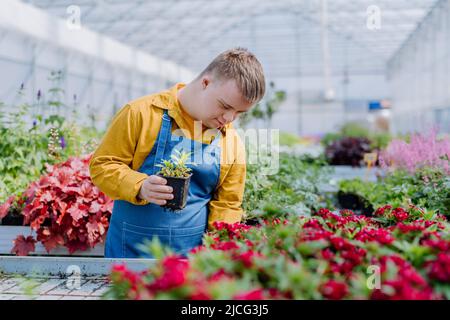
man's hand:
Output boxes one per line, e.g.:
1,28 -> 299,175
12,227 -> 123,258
138,175 -> 173,205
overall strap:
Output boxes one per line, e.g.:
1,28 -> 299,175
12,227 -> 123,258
152,110 -> 172,175
210,128 -> 223,146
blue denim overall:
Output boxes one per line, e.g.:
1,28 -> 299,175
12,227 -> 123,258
105,110 -> 221,258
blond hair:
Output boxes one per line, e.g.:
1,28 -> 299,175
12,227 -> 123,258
199,47 -> 265,104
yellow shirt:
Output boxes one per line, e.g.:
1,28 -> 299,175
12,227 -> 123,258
89,83 -> 246,229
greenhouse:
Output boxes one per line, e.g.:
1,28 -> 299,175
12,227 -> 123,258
0,0 -> 449,304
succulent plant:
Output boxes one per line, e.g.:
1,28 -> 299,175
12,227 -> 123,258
156,149 -> 195,178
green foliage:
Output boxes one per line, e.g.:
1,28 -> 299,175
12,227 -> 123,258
321,122 -> 392,150
279,131 -> 301,147
156,150 -> 194,178
242,152 -> 332,221
338,167 -> 450,216
0,71 -> 103,203
238,82 -> 286,128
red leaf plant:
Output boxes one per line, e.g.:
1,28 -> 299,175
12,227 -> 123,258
10,154 -> 113,255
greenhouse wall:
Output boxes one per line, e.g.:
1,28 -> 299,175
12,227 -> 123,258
0,0 -> 194,130
270,73 -> 390,136
388,0 -> 450,134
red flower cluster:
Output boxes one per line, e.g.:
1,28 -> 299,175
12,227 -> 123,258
13,154 -> 112,255
233,289 -> 266,300
110,264 -> 148,299
232,250 -> 262,268
371,256 -> 438,300
329,237 -> 367,275
374,205 -> 392,216
392,208 -> 409,222
147,256 -> 190,292
314,208 -> 376,231
107,205 -> 449,300
212,221 -> 252,240
425,253 -> 450,283
110,255 -> 269,300
354,228 -> 395,245
320,280 -> 348,300
211,241 -> 240,251
421,238 -> 450,252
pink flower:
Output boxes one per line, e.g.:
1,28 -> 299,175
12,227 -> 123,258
379,128 -> 450,174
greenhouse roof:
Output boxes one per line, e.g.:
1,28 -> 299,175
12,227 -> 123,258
21,0 -> 441,77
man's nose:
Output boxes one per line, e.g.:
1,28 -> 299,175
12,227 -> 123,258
223,110 -> 236,122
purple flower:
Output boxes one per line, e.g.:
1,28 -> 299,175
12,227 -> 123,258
37,90 -> 41,101
60,136 -> 66,149
32,119 -> 37,127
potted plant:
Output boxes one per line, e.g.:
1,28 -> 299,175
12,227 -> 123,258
337,179 -> 375,216
0,155 -> 112,256
156,150 -> 195,211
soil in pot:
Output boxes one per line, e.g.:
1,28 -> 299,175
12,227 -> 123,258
0,211 -> 24,226
244,217 -> 261,226
337,191 -> 363,211
158,173 -> 192,211
337,191 -> 374,217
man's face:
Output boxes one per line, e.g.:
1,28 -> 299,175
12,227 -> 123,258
194,75 -> 254,129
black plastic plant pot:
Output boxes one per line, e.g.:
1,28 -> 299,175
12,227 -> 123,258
0,213 -> 24,226
337,191 -> 363,211
361,203 -> 375,217
158,173 -> 192,211
337,191 -> 374,217
244,217 -> 261,226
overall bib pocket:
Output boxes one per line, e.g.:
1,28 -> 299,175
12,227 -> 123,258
122,222 -> 170,258
170,225 -> 206,256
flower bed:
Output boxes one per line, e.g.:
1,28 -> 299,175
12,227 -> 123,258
0,154 -> 112,256
104,205 -> 450,300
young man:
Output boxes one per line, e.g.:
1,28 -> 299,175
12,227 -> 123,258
89,48 -> 265,258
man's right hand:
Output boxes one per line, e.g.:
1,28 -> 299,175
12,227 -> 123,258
138,175 -> 173,205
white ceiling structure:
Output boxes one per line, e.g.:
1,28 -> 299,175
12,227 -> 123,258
21,0 -> 440,78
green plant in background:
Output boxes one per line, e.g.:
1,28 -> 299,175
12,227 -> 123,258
242,152 -> 332,221
238,81 -> 286,129
279,132 -> 301,147
321,122 -> 392,150
0,71 -> 103,203
156,150 -> 195,178
338,167 -> 450,217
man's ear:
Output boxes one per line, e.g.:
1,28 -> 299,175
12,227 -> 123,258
201,75 -> 210,89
